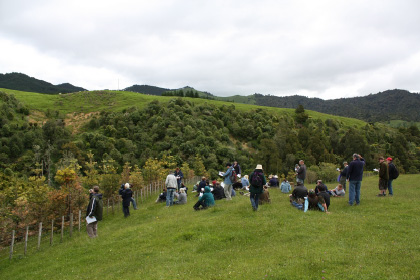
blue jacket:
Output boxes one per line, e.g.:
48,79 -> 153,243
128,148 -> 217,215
347,158 -> 365,181
198,186 -> 215,207
223,166 -> 234,185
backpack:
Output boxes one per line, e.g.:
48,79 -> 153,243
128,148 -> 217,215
392,165 -> 399,180
96,196 -> 103,221
230,169 -> 237,183
251,171 -> 263,187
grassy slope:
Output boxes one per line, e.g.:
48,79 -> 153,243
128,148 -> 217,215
1,175 -> 420,279
1,88 -> 366,128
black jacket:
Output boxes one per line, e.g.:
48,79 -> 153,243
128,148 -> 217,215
86,193 -> 103,221
121,189 -> 133,207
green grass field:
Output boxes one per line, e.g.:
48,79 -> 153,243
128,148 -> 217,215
1,175 -> 419,279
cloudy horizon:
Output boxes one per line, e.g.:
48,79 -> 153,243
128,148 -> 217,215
1,0 -> 419,99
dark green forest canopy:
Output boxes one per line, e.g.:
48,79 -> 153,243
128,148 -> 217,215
1,90 -> 419,186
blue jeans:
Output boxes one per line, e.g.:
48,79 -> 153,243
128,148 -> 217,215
388,179 -> 393,195
166,188 -> 176,206
348,181 -> 361,205
250,193 -> 259,210
130,197 -> 137,209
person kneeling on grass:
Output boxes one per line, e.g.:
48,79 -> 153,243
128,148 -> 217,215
193,186 -> 215,210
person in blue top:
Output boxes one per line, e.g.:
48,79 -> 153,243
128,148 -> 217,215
346,153 -> 365,206
222,163 -> 234,200
280,179 -> 291,193
193,186 -> 215,210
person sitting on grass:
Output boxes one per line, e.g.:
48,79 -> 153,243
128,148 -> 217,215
193,186 -> 215,210
259,185 -> 271,204
280,178 -> 291,193
331,184 -> 345,197
315,180 -> 329,195
289,181 -> 308,210
212,181 -> 225,200
316,184 -> 330,211
156,188 -> 167,203
174,188 -> 187,205
306,189 -> 329,213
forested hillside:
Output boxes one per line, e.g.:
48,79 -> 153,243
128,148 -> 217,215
0,73 -> 85,94
253,89 -> 420,122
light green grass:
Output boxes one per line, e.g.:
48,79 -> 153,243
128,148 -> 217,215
1,88 -> 366,128
1,175 -> 419,279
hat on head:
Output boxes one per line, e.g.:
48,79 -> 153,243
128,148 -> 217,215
387,157 -> 393,161
274,175 -> 278,178
255,164 -> 263,170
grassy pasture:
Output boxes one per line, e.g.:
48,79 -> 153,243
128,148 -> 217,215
1,88 -> 366,129
1,175 -> 419,279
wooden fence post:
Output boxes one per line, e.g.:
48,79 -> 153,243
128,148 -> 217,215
69,213 -> 73,237
9,230 -> 15,260
141,189 -> 143,203
61,216 -> 64,243
78,210 -> 81,232
24,226 -> 29,255
37,222 -> 42,250
112,198 -> 114,214
50,220 -> 54,246
107,199 -> 109,216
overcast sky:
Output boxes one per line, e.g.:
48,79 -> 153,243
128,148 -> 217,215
1,0 -> 419,99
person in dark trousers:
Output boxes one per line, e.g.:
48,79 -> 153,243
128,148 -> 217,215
193,186 -> 215,210
339,161 -> 349,191
249,164 -> 267,211
377,157 -> 389,197
346,153 -> 365,206
233,161 -> 241,176
120,183 -> 137,210
86,186 -> 103,238
317,184 -> 331,211
174,167 -> 184,190
120,183 -> 133,217
387,157 -> 398,196
295,160 -> 306,184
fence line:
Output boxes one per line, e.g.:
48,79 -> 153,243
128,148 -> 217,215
5,177 -> 200,261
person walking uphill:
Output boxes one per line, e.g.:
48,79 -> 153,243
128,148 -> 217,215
249,164 -> 267,211
120,183 -> 133,217
346,153 -> 365,206
222,163 -> 235,200
86,186 -> 103,238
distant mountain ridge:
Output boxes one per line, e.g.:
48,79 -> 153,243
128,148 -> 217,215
1,72 -> 419,122
252,89 -> 420,122
0,72 -> 85,94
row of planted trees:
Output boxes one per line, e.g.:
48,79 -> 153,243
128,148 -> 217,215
0,151 -> 202,248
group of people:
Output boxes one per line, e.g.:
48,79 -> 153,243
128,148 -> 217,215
85,154 -> 399,237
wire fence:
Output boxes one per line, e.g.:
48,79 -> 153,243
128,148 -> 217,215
1,176 -> 200,262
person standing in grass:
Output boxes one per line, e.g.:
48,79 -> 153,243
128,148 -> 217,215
346,153 -> 365,206
339,161 -> 349,191
165,171 -> 178,207
174,167 -> 184,190
121,183 -> 133,217
295,160 -> 306,184
377,157 -> 389,197
222,163 -> 234,200
249,164 -> 267,211
193,186 -> 215,210
387,157 -> 398,196
86,186 -> 103,238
